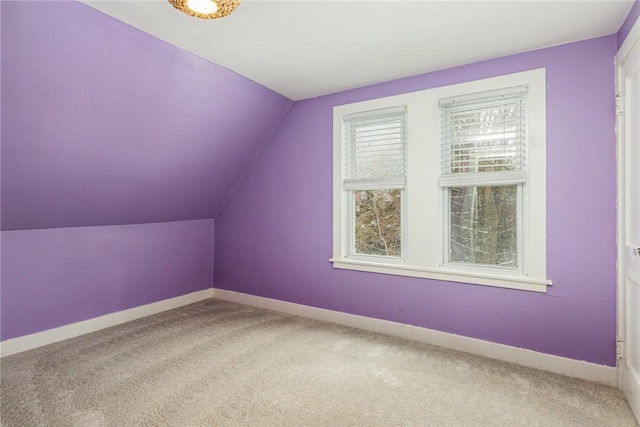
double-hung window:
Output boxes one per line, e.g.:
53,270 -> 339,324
332,69 -> 549,292
440,87 -> 527,275
343,107 -> 407,261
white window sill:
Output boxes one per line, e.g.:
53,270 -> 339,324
330,258 -> 551,293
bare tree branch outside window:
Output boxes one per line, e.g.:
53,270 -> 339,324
354,189 -> 401,257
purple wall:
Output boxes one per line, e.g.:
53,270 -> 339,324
0,1 -> 292,231
1,220 -> 214,340
0,1 -> 290,340
215,36 -> 618,366
0,1 -> 623,361
618,0 -> 640,48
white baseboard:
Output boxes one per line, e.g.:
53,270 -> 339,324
2,287 -> 616,387
212,288 -> 617,387
0,288 -> 214,358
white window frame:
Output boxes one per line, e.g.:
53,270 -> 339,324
346,189 -> 406,265
343,107 -> 407,263
332,69 -> 551,292
442,184 -> 525,277
439,86 -> 528,277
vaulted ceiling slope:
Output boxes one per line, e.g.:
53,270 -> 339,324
1,1 -> 292,231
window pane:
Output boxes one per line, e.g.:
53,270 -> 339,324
441,92 -> 527,175
449,186 -> 517,267
352,120 -> 405,179
354,189 -> 401,257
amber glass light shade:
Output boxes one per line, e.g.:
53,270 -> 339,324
168,0 -> 240,19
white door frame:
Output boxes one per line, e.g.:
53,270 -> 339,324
616,15 -> 640,423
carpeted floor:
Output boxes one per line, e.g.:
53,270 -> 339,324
0,298 -> 637,427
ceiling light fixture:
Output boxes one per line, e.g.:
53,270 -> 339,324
168,0 -> 240,19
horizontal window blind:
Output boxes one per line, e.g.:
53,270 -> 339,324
440,86 -> 527,187
344,106 -> 406,189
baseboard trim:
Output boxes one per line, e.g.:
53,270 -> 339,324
212,288 -> 617,387
0,288 -> 214,357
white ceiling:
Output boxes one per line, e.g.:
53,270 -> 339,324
83,0 -> 634,100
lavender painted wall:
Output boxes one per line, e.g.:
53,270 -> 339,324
618,0 -> 640,47
0,1 -> 292,231
0,1 -> 288,340
1,220 -> 213,340
215,36 -> 618,366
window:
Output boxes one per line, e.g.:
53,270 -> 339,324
343,107 -> 406,260
332,69 -> 550,292
440,87 -> 527,274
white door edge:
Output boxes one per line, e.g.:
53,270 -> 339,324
616,15 -> 640,424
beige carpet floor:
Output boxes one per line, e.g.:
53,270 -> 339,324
0,298 -> 637,427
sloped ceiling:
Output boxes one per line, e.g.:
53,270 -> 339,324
1,1 -> 292,230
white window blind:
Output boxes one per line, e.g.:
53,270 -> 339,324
343,106 -> 407,189
440,86 -> 528,187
